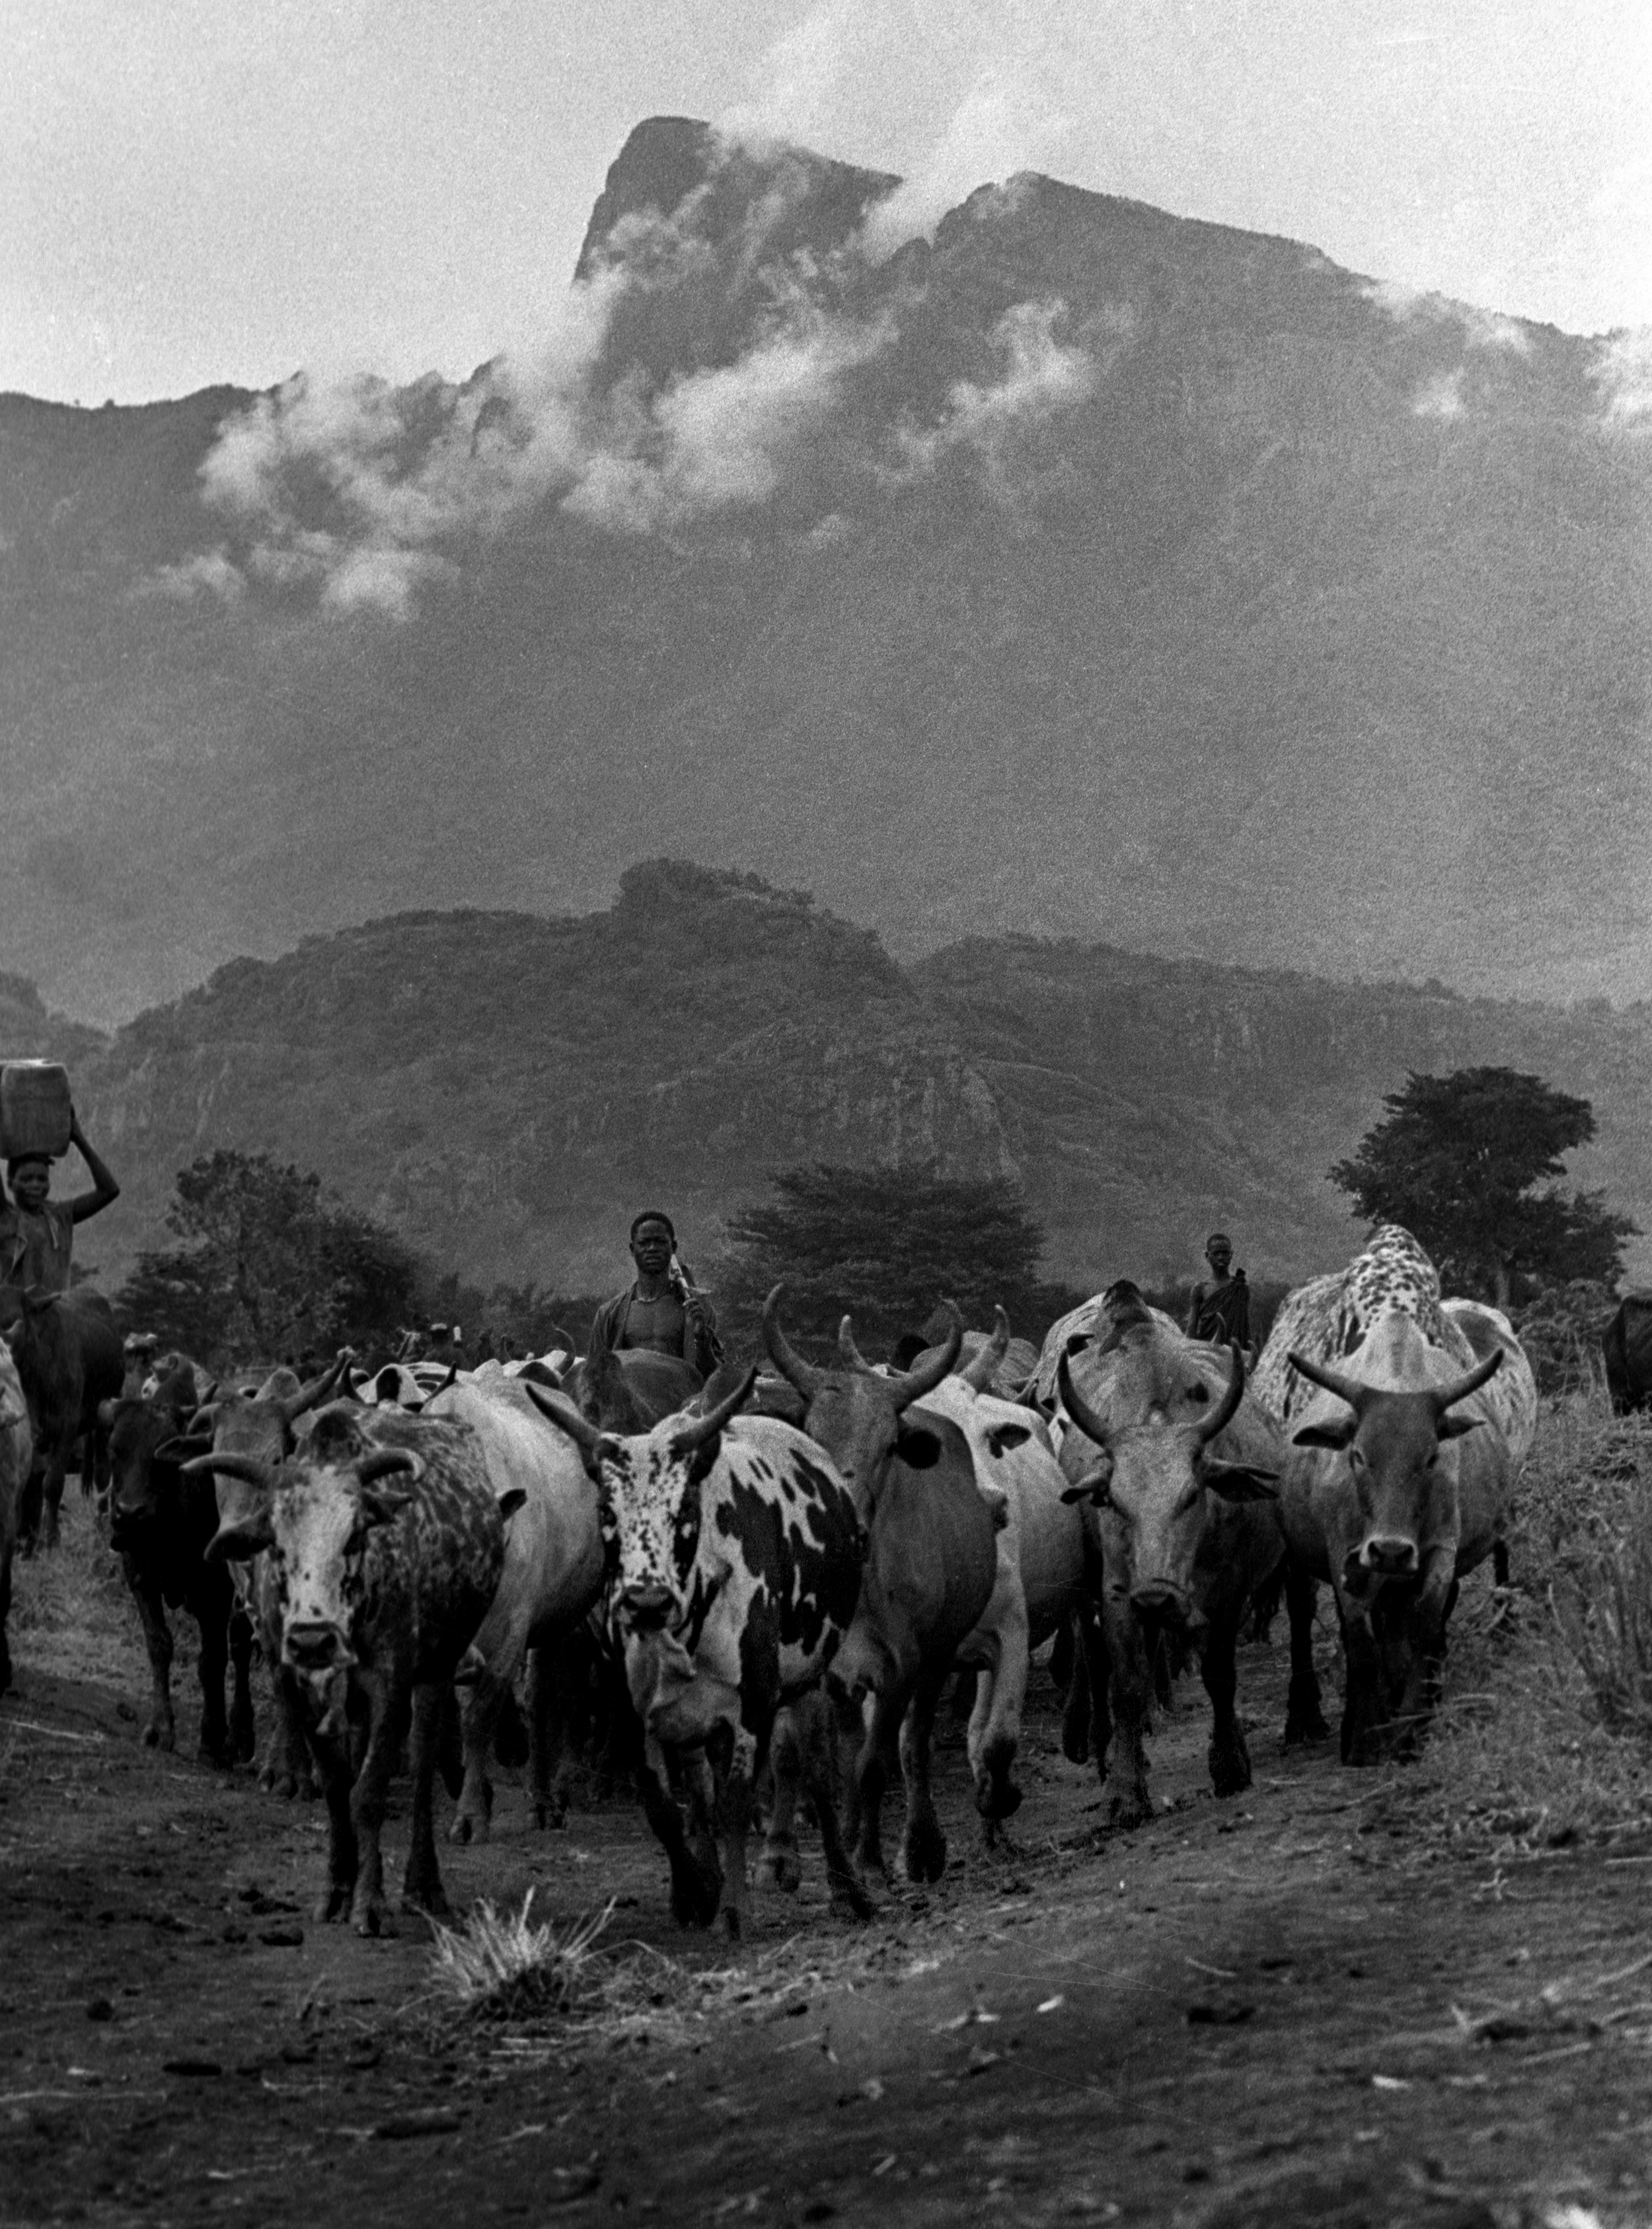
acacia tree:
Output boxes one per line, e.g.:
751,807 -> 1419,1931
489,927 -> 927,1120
720,1163 -> 1077,1357
1330,1067 -> 1635,1306
115,1149 -> 423,1365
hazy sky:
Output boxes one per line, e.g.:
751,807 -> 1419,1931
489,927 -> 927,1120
6,0 -> 1649,404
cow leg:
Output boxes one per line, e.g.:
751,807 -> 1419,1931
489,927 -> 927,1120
1283,1568 -> 1330,1744
841,1682 -> 903,1881
402,1680 -> 451,1921
787,1690 -> 872,1919
967,1632 -> 1028,1838
123,1560 -> 176,1751
638,1737 -> 721,1927
451,1665 -> 501,1845
1492,1537 -> 1511,1589
758,1705 -> 803,1891
1055,1607 -> 1090,1762
709,1719 -> 759,1941
1099,1592 -> 1154,1827
435,1682 -> 464,1803
40,1445 -> 69,1552
0,1534 -> 14,1697
309,1721 -> 358,1922
527,1643 -> 569,1830
227,1605 -> 256,1763
1201,1607 -> 1250,1798
897,1667 -> 951,1885
17,1458 -> 44,1556
348,1678 -> 408,1936
262,1664 -> 316,1799
1334,1582 -> 1388,1768
192,1573 -> 234,1766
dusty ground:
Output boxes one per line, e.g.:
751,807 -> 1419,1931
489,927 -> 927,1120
5,1495 -> 1652,2229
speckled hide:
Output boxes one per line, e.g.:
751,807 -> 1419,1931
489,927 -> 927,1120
583,1410 -> 870,1937
226,1402 -> 506,1936
1252,1226 -> 1537,1766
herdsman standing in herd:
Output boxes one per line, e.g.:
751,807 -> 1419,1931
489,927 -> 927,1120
1186,1230 -> 1252,1350
589,1209 -> 724,1378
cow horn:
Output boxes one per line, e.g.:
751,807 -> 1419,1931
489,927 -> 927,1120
761,1285 -> 829,1398
837,1314 -> 876,1375
278,1349 -> 353,1425
356,1449 -> 422,1487
960,1306 -> 1012,1392
1196,1342 -> 1246,1445
1433,1347 -> 1503,1412
671,1367 -> 757,1453
886,1302 -> 963,1408
182,1452 -> 280,1492
1287,1349 -> 1368,1411
1057,1352 -> 1113,1453
522,1381 -> 609,1456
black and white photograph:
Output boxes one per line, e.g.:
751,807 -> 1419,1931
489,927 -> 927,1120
3,4 -> 1651,2221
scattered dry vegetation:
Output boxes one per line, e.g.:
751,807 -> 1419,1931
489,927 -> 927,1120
9,1493 -> 145,1690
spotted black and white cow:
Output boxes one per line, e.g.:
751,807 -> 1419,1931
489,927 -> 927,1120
1252,1225 -> 1537,1764
198,1402 -> 509,1934
526,1370 -> 871,1936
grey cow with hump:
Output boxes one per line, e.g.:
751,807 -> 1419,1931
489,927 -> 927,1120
1040,1280 -> 1287,1827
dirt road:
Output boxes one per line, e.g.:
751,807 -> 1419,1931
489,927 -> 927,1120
3,1520 -> 1651,2228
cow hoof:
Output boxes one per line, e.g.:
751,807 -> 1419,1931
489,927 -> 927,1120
447,1813 -> 476,1846
901,1823 -> 948,1885
757,1844 -> 802,1893
722,1907 -> 743,1941
352,1901 -> 384,1938
1107,1792 -> 1152,1831
317,1887 -> 352,1924
1209,1748 -> 1252,1799
144,1721 -> 175,1753
1283,1714 -> 1330,1747
233,1724 -> 257,1765
831,1880 -> 876,1924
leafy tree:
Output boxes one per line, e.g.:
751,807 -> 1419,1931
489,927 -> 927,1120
719,1163 -> 1079,1359
1330,1068 -> 1637,1306
114,1149 -> 423,1367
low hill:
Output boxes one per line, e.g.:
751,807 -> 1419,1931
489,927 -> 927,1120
15,863 -> 1647,1305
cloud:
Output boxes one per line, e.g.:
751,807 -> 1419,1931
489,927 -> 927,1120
133,546 -> 246,603
894,299 -> 1104,486
1591,328 -> 1652,425
1359,279 -> 1532,355
1411,370 -> 1466,421
859,68 -> 1073,264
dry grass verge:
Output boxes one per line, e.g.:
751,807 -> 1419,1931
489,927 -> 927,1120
9,1492 -> 143,1690
1371,1390 -> 1652,1860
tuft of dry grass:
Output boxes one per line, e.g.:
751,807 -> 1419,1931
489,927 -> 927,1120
426,1893 -> 616,2023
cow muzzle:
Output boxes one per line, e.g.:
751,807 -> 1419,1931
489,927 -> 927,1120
1129,1581 -> 1201,1634
1357,1534 -> 1419,1578
617,1582 -> 677,1632
283,1620 -> 355,1674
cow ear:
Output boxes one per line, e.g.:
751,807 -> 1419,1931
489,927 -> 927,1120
1292,1417 -> 1355,1450
1437,1413 -> 1485,1441
1060,1463 -> 1113,1507
96,1399 -> 116,1431
987,1423 -> 1032,1457
206,1511 -> 274,1562
498,1485 -> 529,1523
1203,1459 -> 1280,1502
895,1423 -> 942,1470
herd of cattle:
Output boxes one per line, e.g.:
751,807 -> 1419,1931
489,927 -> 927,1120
0,1225 -> 1544,1937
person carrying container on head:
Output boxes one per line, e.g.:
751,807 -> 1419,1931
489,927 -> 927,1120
0,1110 -> 121,1296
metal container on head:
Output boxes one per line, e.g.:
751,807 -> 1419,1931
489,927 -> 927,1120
0,1061 -> 73,1162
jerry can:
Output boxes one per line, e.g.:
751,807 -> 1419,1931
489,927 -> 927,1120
0,1061 -> 73,1160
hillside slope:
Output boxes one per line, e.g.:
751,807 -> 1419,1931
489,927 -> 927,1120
20,864 -> 1648,1303
2,119 -> 1648,1022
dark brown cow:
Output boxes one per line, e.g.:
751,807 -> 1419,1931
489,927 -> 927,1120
105,1369 -> 254,1763
2,1287 -> 123,1550
1604,1295 -> 1652,1416
762,1290 -> 998,1884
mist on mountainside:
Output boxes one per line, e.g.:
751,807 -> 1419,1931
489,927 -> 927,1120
1,118 -> 1648,1024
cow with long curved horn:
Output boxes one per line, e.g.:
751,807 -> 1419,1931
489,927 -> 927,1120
532,1354 -> 870,1937
959,1306 -> 1013,1394
760,1286 -> 1000,1887
1254,1225 -> 1536,1766
1052,1314 -> 1284,1829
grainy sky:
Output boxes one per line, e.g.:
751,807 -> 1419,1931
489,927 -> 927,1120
6,0 -> 1649,404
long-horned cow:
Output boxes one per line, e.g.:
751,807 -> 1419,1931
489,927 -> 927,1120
1252,1225 -> 1537,1763
762,1290 -> 1002,1884
525,1371 -> 871,1936
1048,1282 -> 1286,1825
